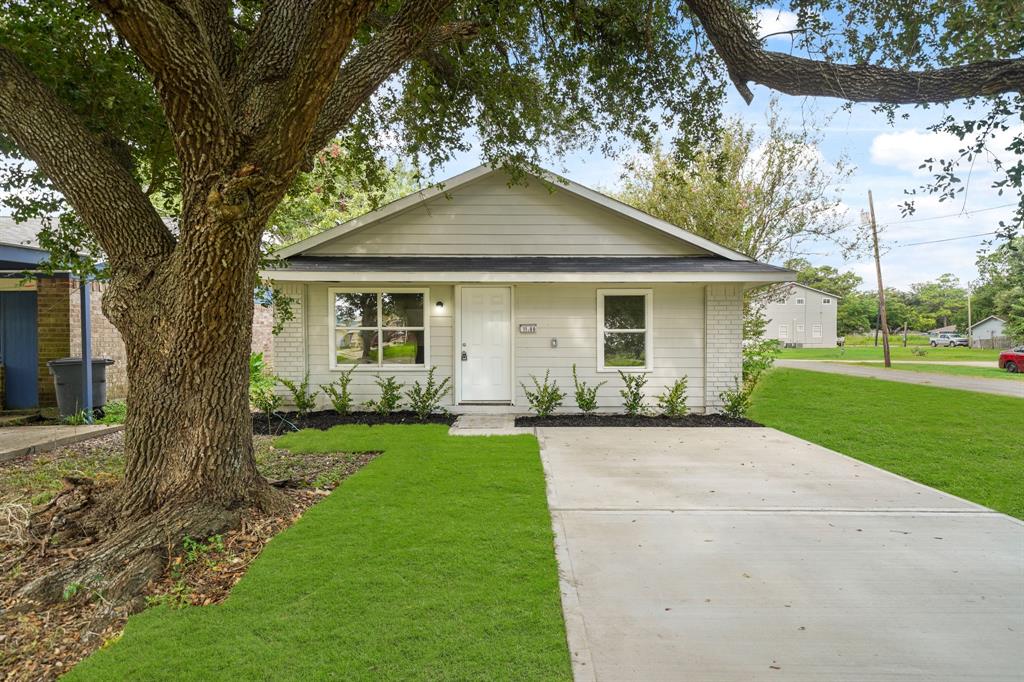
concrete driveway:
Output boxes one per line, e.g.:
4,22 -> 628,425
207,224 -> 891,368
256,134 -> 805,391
776,359 -> 1023,398
538,427 -> 1024,681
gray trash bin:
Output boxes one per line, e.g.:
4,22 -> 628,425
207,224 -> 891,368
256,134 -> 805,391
47,357 -> 114,419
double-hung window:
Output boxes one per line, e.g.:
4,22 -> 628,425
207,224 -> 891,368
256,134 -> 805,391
598,289 -> 652,371
330,288 -> 428,369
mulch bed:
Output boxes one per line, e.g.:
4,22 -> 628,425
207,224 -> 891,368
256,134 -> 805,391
0,436 -> 377,681
252,409 -> 455,436
515,413 -> 762,427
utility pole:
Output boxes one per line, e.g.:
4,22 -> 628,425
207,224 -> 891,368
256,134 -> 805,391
867,191 -> 891,367
967,286 -> 973,348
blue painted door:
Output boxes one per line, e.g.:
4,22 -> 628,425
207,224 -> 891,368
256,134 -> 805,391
0,291 -> 39,408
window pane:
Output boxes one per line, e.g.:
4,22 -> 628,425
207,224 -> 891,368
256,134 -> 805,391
335,293 -> 377,327
382,292 -> 424,327
336,328 -> 378,365
604,295 -> 645,330
381,329 -> 424,365
604,331 -> 646,367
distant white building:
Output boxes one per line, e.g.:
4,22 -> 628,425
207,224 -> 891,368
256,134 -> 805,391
969,316 -> 1007,348
761,283 -> 840,348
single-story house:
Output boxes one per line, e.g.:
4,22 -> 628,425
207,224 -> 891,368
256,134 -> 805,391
263,166 -> 792,413
760,283 -> 840,348
969,315 -> 1007,348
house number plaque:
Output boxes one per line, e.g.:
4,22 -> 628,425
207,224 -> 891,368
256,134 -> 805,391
519,323 -> 537,334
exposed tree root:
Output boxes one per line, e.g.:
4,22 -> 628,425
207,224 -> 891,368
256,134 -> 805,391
15,479 -> 285,607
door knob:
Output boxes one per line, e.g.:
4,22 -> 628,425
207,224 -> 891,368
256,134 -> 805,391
461,351 -> 468,361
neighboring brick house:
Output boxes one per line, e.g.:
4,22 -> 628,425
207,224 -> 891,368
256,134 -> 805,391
1,217 -> 275,410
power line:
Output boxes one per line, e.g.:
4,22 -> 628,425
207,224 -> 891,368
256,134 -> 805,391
892,230 -> 998,248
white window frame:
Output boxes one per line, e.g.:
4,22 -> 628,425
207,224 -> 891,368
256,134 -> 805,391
779,324 -> 789,339
597,289 -> 653,373
795,297 -> 806,305
812,323 -> 823,339
822,298 -> 832,304
796,322 -> 805,333
328,287 -> 429,371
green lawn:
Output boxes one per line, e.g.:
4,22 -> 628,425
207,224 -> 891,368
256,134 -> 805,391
70,426 -> 571,681
779,345 -> 1000,362
749,369 -> 1024,519
852,362 -> 1024,382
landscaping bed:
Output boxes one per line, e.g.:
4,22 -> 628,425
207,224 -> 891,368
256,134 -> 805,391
252,409 -> 455,435
0,432 -> 377,681
516,413 -> 761,427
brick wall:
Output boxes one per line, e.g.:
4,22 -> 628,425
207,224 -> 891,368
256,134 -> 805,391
704,283 -> 743,412
69,281 -> 129,400
252,303 -> 276,370
271,283 -> 306,403
36,276 -> 72,407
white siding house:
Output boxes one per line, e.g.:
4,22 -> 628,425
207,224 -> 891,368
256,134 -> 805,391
264,166 -> 790,413
761,283 -> 840,348
969,316 -> 1007,348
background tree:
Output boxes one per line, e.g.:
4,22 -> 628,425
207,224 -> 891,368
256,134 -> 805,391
268,143 -> 420,247
617,100 -> 852,262
972,238 -> 1024,341
784,258 -> 863,300
1,0 -> 1020,604
909,274 -> 969,330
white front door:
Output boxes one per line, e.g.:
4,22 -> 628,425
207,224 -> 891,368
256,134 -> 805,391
460,286 -> 512,402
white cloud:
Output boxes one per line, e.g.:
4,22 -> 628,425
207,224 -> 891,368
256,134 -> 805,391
869,129 -> 964,174
755,8 -> 799,40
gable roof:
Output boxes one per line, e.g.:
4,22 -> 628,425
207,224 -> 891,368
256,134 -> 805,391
276,165 -> 755,262
969,315 -> 1006,330
785,282 -> 842,299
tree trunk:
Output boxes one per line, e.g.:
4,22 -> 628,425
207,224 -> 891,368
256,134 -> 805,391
19,210 -> 284,604
111,227 -> 271,517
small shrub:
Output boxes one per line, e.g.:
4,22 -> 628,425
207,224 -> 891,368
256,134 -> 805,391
98,400 -> 127,425
366,375 -> 403,415
618,371 -> 649,416
62,410 -> 89,426
320,366 -> 357,415
742,337 -> 781,384
250,353 -> 282,426
911,347 -> 928,357
405,367 -> 451,421
571,364 -> 605,416
277,373 -> 319,416
656,377 -> 688,417
719,379 -> 752,419
522,370 -> 566,418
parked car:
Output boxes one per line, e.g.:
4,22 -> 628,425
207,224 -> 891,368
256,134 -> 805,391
929,332 -> 969,347
998,347 -> 1024,373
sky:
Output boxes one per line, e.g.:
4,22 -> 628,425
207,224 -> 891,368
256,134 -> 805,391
429,8 -> 1021,292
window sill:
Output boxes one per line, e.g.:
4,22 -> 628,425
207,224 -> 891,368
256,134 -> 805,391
330,365 -> 430,372
597,367 -> 652,374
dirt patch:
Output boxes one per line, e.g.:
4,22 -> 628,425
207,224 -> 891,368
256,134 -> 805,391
515,413 -> 762,427
0,435 -> 377,681
252,409 -> 455,436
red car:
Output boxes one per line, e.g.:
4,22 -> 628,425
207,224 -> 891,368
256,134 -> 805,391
998,347 -> 1024,373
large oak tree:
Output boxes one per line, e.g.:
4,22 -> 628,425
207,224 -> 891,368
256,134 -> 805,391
1,0 -> 1020,603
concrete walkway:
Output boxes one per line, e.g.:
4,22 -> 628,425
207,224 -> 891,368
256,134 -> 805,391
777,359 -> 1023,398
538,427 -> 1023,681
0,424 -> 123,463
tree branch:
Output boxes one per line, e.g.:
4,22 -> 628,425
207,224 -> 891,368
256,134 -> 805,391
192,0 -> 238,81
96,0 -> 234,182
0,46 -> 175,268
306,3 -> 474,159
684,0 -> 1024,104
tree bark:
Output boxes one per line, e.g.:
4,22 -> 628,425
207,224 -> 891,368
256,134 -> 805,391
110,213 -> 274,517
